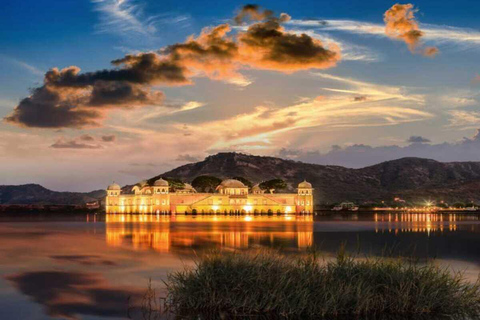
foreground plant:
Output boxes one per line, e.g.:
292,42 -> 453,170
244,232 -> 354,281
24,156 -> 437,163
165,250 -> 480,319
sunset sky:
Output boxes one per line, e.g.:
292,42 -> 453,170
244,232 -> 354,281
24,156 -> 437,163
1,0 -> 480,191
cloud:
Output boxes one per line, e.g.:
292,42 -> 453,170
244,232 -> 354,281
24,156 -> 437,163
5,5 -> 340,129
101,134 -> 116,142
277,129 -> 480,168
50,138 -> 102,149
448,110 -> 480,129
234,4 -> 274,25
407,135 -> 431,143
384,4 -> 422,51
175,154 -> 201,162
235,5 -> 341,72
3,62 -> 176,128
383,3 -> 438,56
0,54 -> 44,76
182,73 -> 432,151
91,0 -> 190,41
289,18 -> 480,51
423,46 -> 439,57
473,74 -> 480,84
80,134 -> 95,141
353,96 -> 367,102
6,271 -> 139,319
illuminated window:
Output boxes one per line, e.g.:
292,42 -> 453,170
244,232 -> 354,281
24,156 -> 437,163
306,201 -> 310,205
162,200 -> 166,205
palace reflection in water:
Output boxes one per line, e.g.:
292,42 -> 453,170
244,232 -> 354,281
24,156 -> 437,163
105,214 -> 314,253
104,213 -> 479,254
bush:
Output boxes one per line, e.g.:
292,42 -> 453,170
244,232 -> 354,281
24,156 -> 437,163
165,250 -> 480,319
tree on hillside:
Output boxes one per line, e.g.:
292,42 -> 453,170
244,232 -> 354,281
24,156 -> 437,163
259,179 -> 287,193
192,176 -> 222,193
164,178 -> 185,191
232,176 -> 253,188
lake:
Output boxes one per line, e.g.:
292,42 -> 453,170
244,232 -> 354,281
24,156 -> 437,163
0,212 -> 479,319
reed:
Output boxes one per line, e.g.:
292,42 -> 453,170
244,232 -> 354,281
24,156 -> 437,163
165,250 -> 480,319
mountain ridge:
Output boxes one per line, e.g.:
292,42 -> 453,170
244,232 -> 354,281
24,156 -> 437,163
0,184 -> 106,205
2,153 -> 480,205
152,153 -> 480,204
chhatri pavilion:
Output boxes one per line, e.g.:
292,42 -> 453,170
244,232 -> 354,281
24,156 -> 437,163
105,178 -> 313,215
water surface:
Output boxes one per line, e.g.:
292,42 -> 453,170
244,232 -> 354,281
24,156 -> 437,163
0,213 -> 478,319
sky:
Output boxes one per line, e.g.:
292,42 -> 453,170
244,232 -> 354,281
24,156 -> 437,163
0,0 -> 479,191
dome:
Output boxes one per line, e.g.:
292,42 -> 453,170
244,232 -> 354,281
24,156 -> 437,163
252,184 -> 261,191
154,178 -> 169,186
107,183 -> 121,190
298,180 -> 312,188
219,179 -> 246,188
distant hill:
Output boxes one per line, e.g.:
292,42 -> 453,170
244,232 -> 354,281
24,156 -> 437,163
0,184 -> 106,205
4,153 -> 480,205
149,153 -> 480,204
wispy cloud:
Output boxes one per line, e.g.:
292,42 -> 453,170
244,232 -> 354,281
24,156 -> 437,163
447,110 -> 480,129
0,54 -> 44,76
288,19 -> 480,50
91,0 -> 190,39
177,74 -> 432,151
50,138 -> 102,149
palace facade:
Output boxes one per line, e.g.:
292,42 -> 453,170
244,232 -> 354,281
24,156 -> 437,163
105,178 -> 314,214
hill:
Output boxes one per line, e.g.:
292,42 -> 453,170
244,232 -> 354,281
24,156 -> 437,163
0,184 -> 106,205
3,153 -> 480,205
150,153 -> 480,204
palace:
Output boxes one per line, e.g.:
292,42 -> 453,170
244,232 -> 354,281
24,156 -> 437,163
105,178 -> 314,214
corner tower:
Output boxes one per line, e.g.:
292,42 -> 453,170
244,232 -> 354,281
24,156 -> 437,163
106,182 -> 121,213
297,180 -> 314,214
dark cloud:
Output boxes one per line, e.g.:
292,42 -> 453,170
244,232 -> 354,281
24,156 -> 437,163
89,81 -> 164,107
101,134 -> 116,142
236,5 -> 340,71
4,85 -> 101,128
4,58 -> 184,129
234,4 -> 274,24
278,129 -> 480,168
407,135 -> 431,143
176,154 -> 201,162
384,4 -> 438,57
5,5 -> 340,129
50,138 -> 102,149
50,255 -> 116,266
5,271 -> 139,319
353,96 -> 367,102
423,46 -> 439,57
80,134 -> 95,141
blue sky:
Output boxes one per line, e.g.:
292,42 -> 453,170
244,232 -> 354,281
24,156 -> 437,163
0,0 -> 479,191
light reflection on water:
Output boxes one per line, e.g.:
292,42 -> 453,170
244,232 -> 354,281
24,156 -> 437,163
0,212 -> 478,320
105,214 -> 314,252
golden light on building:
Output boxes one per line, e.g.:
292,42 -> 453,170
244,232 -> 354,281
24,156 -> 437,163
106,179 -> 314,215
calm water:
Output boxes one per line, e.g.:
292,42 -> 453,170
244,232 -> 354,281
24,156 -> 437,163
0,212 -> 479,319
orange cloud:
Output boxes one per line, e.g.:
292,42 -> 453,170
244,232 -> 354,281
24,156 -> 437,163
384,3 -> 438,56
5,5 -> 340,129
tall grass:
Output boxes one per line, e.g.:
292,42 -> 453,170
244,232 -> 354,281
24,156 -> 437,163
165,250 -> 480,319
